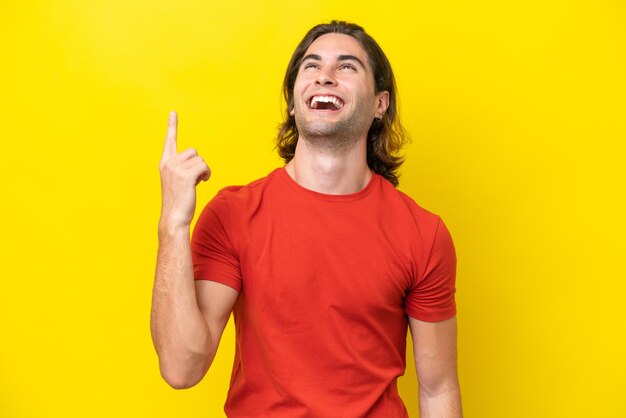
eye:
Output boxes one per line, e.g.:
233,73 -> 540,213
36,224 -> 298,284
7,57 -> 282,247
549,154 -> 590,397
339,63 -> 357,71
303,62 -> 320,70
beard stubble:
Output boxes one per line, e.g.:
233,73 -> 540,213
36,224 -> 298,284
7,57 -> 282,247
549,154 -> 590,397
294,107 -> 373,155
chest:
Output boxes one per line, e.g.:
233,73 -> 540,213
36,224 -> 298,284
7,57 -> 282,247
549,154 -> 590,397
237,200 -> 417,319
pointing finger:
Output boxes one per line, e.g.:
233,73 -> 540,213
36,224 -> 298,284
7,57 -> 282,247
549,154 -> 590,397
162,111 -> 178,161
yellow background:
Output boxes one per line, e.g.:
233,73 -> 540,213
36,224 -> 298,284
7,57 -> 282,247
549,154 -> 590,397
1,0 -> 624,417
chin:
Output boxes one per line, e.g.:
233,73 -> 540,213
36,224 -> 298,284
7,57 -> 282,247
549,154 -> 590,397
300,121 -> 343,138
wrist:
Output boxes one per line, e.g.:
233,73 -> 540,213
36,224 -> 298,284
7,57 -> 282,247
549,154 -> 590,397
158,218 -> 191,238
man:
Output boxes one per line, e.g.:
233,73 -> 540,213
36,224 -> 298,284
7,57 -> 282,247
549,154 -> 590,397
151,21 -> 462,417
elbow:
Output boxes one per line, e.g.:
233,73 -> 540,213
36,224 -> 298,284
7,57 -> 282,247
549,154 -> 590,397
163,375 -> 200,390
153,332 -> 216,389
158,352 -> 212,390
160,366 -> 205,390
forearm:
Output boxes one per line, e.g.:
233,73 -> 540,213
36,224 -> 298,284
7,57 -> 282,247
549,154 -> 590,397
150,224 -> 214,388
418,382 -> 463,418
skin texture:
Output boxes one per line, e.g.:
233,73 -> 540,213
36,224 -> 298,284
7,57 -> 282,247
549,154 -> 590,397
291,34 -> 386,153
151,33 -> 462,417
151,112 -> 238,389
410,316 -> 463,417
287,33 -> 389,195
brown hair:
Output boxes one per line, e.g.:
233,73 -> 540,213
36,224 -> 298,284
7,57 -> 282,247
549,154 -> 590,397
276,20 -> 409,187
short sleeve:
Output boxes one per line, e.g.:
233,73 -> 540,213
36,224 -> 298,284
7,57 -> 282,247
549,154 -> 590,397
405,217 -> 457,322
190,192 -> 242,292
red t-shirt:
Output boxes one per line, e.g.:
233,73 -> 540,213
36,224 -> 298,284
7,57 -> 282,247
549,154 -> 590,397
191,168 -> 457,417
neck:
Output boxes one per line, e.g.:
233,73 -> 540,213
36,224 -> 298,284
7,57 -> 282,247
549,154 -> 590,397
285,135 -> 372,195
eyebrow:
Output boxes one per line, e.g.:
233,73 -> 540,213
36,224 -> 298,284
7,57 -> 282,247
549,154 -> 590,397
301,54 -> 366,69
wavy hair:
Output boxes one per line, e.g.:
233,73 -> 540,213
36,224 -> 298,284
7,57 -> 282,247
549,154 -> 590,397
276,20 -> 409,187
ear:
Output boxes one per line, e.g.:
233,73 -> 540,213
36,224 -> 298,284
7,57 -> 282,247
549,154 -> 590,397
374,90 -> 390,119
289,108 -> 295,116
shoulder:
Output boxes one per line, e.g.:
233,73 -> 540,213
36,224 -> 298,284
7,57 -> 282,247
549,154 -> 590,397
374,177 -> 456,267
194,169 -> 282,246
207,168 -> 282,210
397,189 -> 440,221
375,176 -> 442,230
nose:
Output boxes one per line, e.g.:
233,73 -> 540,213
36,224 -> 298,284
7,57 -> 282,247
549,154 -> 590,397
316,68 -> 337,86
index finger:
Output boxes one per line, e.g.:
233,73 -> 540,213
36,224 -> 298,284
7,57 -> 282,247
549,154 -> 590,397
162,110 -> 178,161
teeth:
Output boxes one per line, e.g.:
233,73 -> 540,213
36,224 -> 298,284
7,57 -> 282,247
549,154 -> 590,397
310,95 -> 344,109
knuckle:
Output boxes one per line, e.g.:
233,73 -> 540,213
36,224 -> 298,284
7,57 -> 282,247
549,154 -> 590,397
174,165 -> 186,176
164,159 -> 176,171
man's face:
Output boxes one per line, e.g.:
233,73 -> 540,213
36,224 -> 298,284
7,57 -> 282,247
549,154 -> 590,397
291,33 -> 389,146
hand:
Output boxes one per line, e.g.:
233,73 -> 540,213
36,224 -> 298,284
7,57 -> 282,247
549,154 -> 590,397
159,111 -> 211,231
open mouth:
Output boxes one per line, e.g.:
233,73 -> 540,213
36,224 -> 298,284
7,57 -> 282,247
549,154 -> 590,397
307,95 -> 345,110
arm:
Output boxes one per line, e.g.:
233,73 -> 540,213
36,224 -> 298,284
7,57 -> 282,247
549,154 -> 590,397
409,315 -> 462,418
152,226 -> 238,389
150,111 -> 238,389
